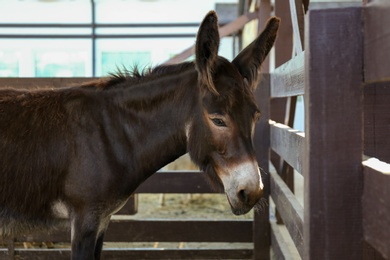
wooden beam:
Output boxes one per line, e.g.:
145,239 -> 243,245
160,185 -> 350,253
270,223 -> 301,260
270,168 -> 304,257
289,0 -> 304,53
271,0 -> 293,174
304,7 -> 364,259
302,0 -> 310,13
270,51 -> 304,98
135,171 -> 217,194
256,0 -> 272,73
253,74 -> 271,260
17,218 -> 253,243
0,248 -> 253,260
107,218 -> 253,243
362,158 -> 390,259
270,121 -> 304,174
274,0 -> 293,67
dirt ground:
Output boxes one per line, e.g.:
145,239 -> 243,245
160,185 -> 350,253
132,193 -> 254,220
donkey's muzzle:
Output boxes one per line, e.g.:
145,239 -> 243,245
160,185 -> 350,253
221,160 -> 264,215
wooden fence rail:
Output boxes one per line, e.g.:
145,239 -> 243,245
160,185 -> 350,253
269,121 -> 304,174
270,168 -> 303,256
15,218 -> 252,244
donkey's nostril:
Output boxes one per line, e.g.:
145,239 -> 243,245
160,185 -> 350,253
238,189 -> 248,203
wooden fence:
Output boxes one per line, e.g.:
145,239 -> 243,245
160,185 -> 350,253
1,1 -> 390,259
260,1 -> 390,259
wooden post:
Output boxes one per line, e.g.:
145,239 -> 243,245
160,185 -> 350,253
274,0 -> 293,66
270,0 -> 292,171
304,7 -> 364,259
253,74 -> 271,260
288,0 -> 304,54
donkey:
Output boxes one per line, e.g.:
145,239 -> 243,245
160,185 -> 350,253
0,11 -> 279,259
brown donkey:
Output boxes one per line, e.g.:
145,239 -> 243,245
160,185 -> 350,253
0,11 -> 279,259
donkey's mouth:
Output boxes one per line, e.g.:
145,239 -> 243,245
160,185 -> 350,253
225,194 -> 252,215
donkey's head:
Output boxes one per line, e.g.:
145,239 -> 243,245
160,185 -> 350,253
188,11 -> 279,215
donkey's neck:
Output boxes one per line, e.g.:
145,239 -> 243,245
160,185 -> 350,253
109,68 -> 199,184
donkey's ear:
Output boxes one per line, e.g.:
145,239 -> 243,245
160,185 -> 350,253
232,17 -> 280,90
195,11 -> 220,95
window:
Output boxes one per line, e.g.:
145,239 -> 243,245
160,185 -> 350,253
0,51 -> 19,77
100,51 -> 151,76
35,50 -> 88,77
0,0 -> 238,77
0,39 -> 91,77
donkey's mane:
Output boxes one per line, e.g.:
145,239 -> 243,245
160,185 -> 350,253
81,61 -> 195,90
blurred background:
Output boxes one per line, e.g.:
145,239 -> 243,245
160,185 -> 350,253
0,0 -> 241,78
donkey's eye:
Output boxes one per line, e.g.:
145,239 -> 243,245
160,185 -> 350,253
211,118 -> 226,127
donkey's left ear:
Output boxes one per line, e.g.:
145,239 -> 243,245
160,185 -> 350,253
195,11 -> 220,95
232,17 -> 280,90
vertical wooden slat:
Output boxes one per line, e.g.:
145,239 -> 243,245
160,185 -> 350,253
274,0 -> 293,67
278,95 -> 297,194
281,0 -> 305,196
288,0 -> 304,53
272,0 -> 304,225
270,0 -> 292,176
253,74 -> 271,260
304,7 -> 364,259
364,0 -> 390,82
302,0 -> 310,13
257,0 -> 272,73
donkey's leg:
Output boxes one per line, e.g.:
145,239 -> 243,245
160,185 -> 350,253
94,217 -> 111,260
70,211 -> 103,260
94,232 -> 105,260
